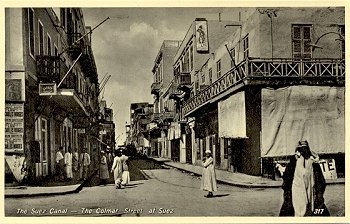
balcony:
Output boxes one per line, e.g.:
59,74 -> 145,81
169,82 -> 183,101
68,32 -> 84,59
183,58 -> 345,116
177,72 -> 191,92
36,55 -> 60,83
151,82 -> 161,95
80,45 -> 98,84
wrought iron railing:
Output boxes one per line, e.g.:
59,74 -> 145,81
36,55 -> 60,83
183,58 -> 345,115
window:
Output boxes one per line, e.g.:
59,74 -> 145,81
339,25 -> 345,59
189,45 -> 194,71
54,45 -> 58,56
209,68 -> 212,84
38,21 -> 44,55
292,25 -> 312,59
230,47 -> 235,68
183,50 -> 189,72
243,35 -> 249,60
216,60 -> 221,78
28,8 -> 35,57
61,8 -> 66,29
47,34 -> 52,56
201,71 -> 205,84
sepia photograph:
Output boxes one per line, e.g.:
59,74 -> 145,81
2,2 -> 347,223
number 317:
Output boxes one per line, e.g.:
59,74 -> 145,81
314,208 -> 324,215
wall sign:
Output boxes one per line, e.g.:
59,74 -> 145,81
5,103 -> 24,152
319,159 -> 338,179
195,20 -> 209,52
39,83 -> 57,95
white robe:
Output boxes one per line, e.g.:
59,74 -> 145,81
64,152 -> 73,179
200,157 -> 217,192
111,156 -> 123,186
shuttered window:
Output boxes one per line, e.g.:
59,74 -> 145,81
292,25 -> 312,59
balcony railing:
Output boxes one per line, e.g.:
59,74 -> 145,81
183,58 -> 345,115
36,55 -> 60,83
68,33 -> 84,58
151,82 -> 161,95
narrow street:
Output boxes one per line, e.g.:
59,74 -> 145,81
5,158 -> 345,217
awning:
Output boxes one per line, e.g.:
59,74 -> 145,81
218,91 -> 247,138
261,86 -> 345,157
42,89 -> 89,117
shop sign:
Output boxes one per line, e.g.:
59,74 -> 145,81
78,129 -> 86,134
195,19 -> 209,52
39,83 -> 57,96
5,103 -> 24,152
319,159 -> 337,179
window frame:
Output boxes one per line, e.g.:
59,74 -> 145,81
243,35 -> 249,60
291,24 -> 312,59
28,8 -> 35,59
38,20 -> 44,56
47,33 -> 52,56
216,60 -> 221,78
209,68 -> 212,84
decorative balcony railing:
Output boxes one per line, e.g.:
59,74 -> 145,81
151,82 -> 161,95
36,55 -> 61,83
183,58 -> 345,115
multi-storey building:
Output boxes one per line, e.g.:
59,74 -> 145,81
182,7 -> 345,178
99,100 -> 116,154
127,103 -> 153,155
168,18 -> 235,163
150,40 -> 181,158
5,8 -> 101,183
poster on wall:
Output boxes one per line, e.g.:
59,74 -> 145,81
195,19 -> 209,52
5,72 -> 25,101
5,103 -> 24,152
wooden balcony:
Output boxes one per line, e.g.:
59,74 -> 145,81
177,72 -> 191,92
151,82 -> 161,95
68,32 -> 84,59
183,58 -> 345,116
36,55 -> 60,83
169,82 -> 183,100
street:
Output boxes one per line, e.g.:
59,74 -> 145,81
5,158 -> 345,217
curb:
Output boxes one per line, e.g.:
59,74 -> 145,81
150,157 -> 345,188
5,169 -> 99,198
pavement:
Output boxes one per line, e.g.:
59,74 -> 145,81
4,157 -> 345,198
150,157 -> 345,188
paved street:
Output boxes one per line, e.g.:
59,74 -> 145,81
5,159 -> 345,217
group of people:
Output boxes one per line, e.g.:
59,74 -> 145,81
55,146 -> 91,181
99,148 -> 130,189
200,140 -> 330,216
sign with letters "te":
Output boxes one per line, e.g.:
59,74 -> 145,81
39,83 -> 57,96
318,159 -> 337,179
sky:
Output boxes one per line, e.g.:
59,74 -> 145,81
82,7 -> 243,144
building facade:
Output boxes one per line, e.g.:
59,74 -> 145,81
181,7 -> 345,178
5,8 -> 103,183
150,40 -> 181,159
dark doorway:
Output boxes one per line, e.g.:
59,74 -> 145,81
185,133 -> 192,164
171,139 -> 180,162
231,139 -> 245,173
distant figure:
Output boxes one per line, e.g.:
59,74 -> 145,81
121,151 -> 130,187
79,148 -> 91,180
111,149 -> 123,189
72,148 -> 79,174
279,140 -> 330,216
55,146 -> 65,181
99,150 -> 109,185
64,147 -> 73,180
200,149 -> 217,198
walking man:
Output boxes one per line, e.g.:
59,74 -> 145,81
79,148 -> 91,180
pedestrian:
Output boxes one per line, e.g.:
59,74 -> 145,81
55,146 -> 65,181
111,149 -> 123,189
64,147 -> 73,180
279,140 -> 330,216
121,150 -> 130,187
72,148 -> 79,176
200,149 -> 217,198
79,148 -> 91,181
99,150 -> 109,185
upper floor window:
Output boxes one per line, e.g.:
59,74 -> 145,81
216,60 -> 221,78
243,35 -> 249,60
189,45 -> 194,71
230,47 -> 236,68
201,71 -> 205,84
292,25 -> 312,59
28,8 -> 35,57
38,21 -> 44,55
209,68 -> 212,85
47,35 -> 52,56
61,8 -> 66,29
339,25 -> 345,59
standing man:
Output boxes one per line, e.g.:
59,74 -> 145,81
72,148 -> 79,178
200,149 -> 217,198
64,147 -> 73,180
79,148 -> 91,180
55,146 -> 65,181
